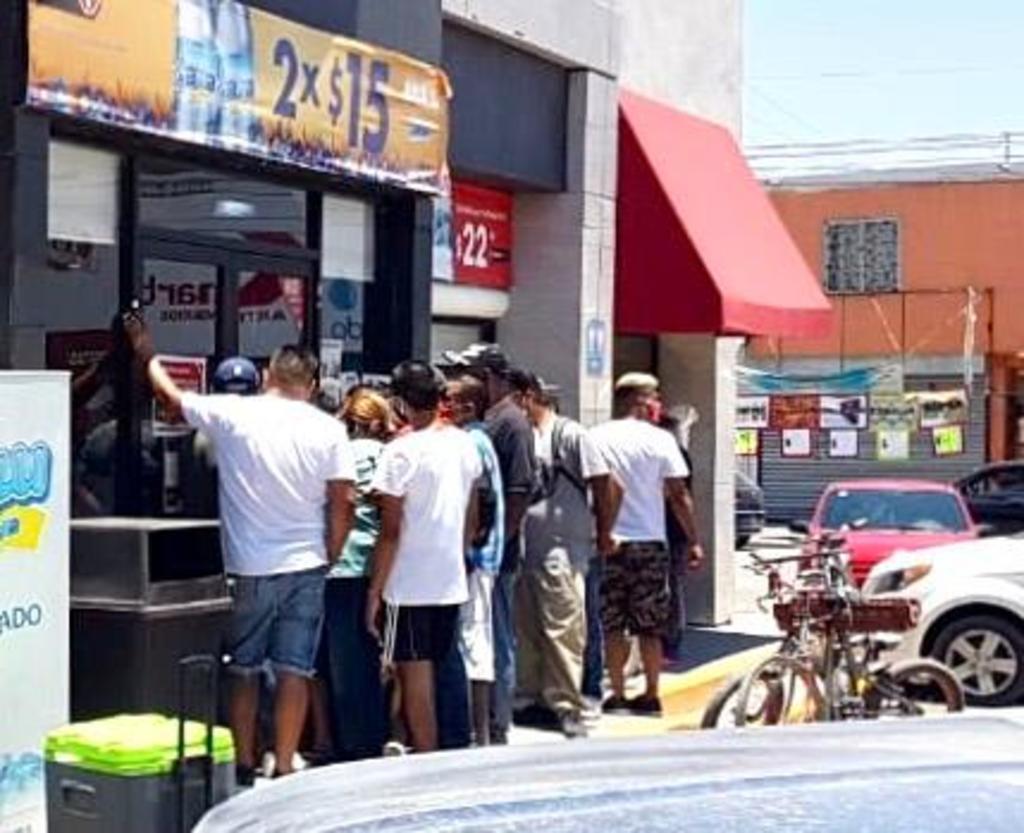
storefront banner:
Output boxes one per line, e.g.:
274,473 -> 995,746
869,394 -> 918,432
912,390 -> 968,429
735,429 -> 760,457
453,183 -> 513,289
876,429 -> 911,461
769,395 -> 819,430
933,425 -> 965,457
829,429 -> 859,459
0,373 -> 70,833
28,0 -> 451,193
432,196 -> 454,282
819,395 -> 868,430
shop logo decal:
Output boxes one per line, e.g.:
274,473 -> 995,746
0,442 -> 53,554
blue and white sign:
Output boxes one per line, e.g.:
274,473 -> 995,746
585,318 -> 608,378
0,374 -> 70,833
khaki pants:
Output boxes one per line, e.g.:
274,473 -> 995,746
515,549 -> 587,716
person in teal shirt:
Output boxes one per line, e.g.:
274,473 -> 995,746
319,387 -> 393,761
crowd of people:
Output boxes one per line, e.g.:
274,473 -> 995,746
125,312 -> 703,782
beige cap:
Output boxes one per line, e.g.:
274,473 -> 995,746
614,372 -> 660,393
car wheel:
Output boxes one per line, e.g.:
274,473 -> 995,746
931,614 -> 1024,707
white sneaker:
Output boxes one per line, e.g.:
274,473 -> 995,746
260,751 -> 308,778
382,741 -> 408,757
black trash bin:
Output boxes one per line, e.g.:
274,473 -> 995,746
70,519 -> 232,722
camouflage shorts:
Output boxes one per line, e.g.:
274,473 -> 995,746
600,542 -> 672,637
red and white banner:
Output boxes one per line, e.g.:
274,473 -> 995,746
453,183 -> 513,289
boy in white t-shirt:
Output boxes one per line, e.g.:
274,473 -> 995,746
367,361 -> 483,753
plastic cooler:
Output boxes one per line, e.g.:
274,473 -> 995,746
45,713 -> 235,833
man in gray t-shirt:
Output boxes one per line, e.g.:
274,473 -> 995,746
517,375 -> 618,738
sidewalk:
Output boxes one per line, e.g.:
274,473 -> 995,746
511,531 -> 791,744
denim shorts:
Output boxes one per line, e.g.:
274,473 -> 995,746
226,566 -> 327,679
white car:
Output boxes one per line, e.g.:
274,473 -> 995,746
864,535 -> 1024,707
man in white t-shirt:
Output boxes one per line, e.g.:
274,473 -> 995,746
589,372 -> 704,718
367,361 -> 483,753
126,316 -> 356,781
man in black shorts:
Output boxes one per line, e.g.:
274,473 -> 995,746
367,361 -> 483,752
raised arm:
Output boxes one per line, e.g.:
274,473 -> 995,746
123,312 -> 184,416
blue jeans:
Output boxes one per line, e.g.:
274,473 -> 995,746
227,567 -> 326,678
489,570 -> 518,739
582,557 -> 604,700
435,636 -> 472,750
322,578 -> 388,761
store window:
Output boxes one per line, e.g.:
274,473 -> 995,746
824,219 -> 900,294
320,196 -> 374,400
15,142 -> 123,516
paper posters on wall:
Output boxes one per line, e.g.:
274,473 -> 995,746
933,425 -> 965,456
153,355 -> 207,435
0,374 -> 70,833
869,394 -> 918,432
876,429 -> 910,461
829,430 -> 859,458
735,429 -> 760,457
914,390 -> 968,429
820,395 -> 868,430
736,396 -> 770,429
770,395 -> 820,430
781,429 -> 813,458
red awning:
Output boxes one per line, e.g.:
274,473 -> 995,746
616,91 -> 834,338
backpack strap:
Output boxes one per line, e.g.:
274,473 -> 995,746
551,417 -> 587,498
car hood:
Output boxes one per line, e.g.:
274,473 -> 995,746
871,534 -> 1024,577
195,718 -> 1024,833
844,530 -> 975,566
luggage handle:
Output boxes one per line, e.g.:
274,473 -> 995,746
60,778 -> 99,819
175,653 -> 218,833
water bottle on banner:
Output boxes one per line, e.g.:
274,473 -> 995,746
174,0 -> 221,140
215,0 -> 256,147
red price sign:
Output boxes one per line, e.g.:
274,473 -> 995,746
453,183 -> 513,289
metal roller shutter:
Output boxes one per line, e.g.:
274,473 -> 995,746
754,375 -> 986,522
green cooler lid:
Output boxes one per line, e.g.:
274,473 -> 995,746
45,714 -> 234,777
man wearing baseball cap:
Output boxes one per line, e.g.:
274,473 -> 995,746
589,371 -> 703,717
443,343 -> 537,744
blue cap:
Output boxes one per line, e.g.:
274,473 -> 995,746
213,357 -> 260,395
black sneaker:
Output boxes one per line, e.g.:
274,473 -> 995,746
235,765 -> 256,788
514,703 -> 560,729
628,695 -> 663,717
559,712 -> 590,740
602,695 -> 632,715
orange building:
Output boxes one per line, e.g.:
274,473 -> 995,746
752,172 -> 1024,464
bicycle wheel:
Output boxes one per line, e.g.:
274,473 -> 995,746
869,658 -> 966,717
734,655 -> 823,727
700,676 -> 747,729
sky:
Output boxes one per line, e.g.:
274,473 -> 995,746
744,0 -> 1024,156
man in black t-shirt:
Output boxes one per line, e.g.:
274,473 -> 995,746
442,344 -> 537,744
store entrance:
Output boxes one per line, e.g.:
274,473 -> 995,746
127,233 -> 317,519
138,235 -> 316,367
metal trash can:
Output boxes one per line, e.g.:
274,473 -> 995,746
45,713 -> 235,833
70,519 -> 232,721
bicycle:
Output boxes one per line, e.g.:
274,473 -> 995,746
702,532 -> 964,729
